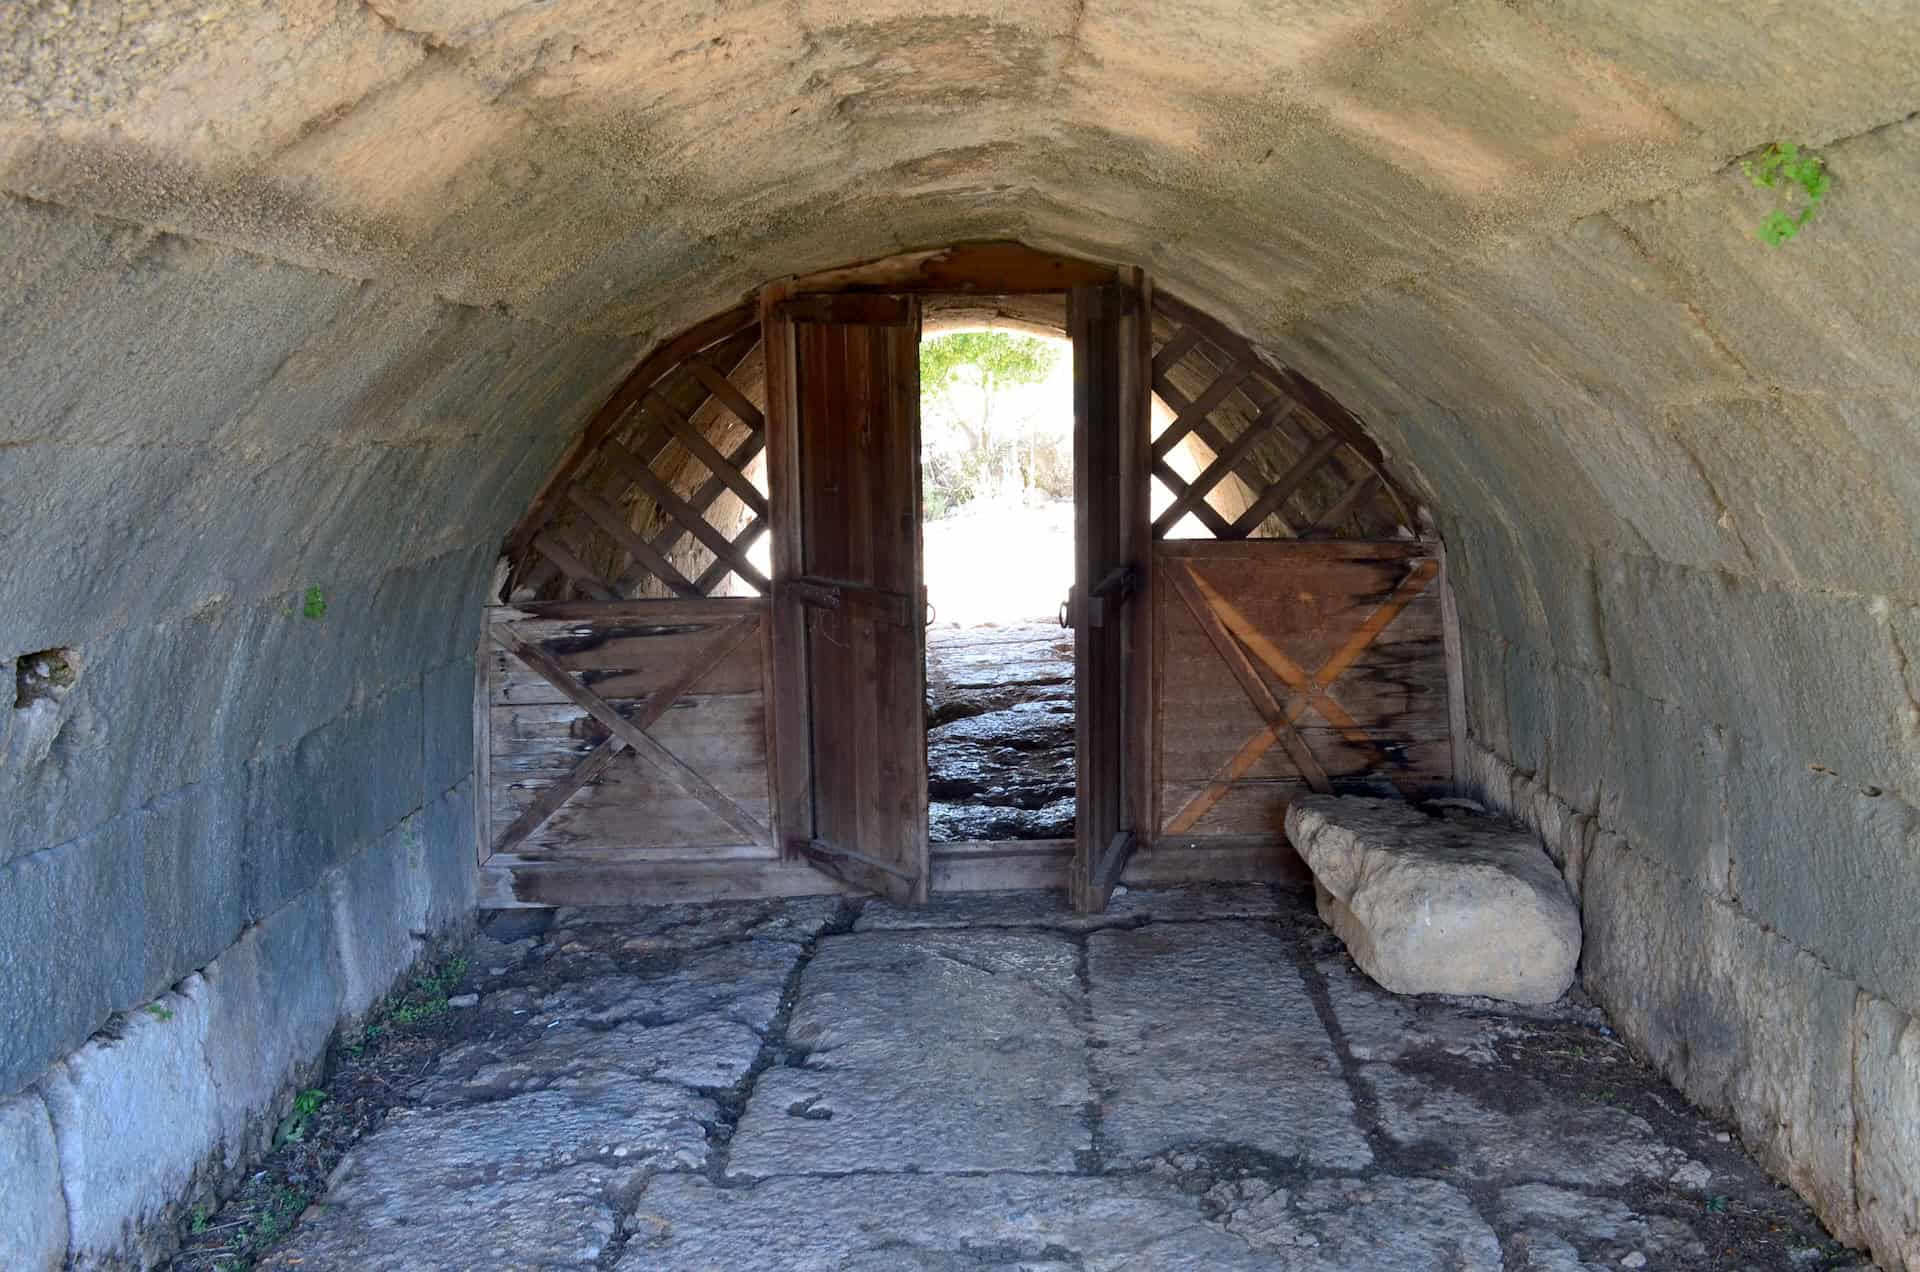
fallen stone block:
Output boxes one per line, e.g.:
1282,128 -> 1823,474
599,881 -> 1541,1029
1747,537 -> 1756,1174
1286,795 -> 1580,1004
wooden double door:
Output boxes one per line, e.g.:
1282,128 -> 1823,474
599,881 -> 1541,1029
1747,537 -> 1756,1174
476,255 -> 1451,912
759,283 -> 1149,908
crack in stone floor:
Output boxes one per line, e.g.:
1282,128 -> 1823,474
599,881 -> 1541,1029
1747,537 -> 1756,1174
259,886 -> 1866,1271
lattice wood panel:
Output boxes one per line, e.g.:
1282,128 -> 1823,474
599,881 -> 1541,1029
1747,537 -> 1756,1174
504,304 -> 771,602
1148,293 -> 1414,541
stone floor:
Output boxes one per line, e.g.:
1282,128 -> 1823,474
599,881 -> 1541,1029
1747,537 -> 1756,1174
925,621 -> 1076,842
261,886 -> 1862,1271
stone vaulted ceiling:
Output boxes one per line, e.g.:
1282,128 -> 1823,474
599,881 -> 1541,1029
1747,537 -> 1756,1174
3,0 -> 1911,345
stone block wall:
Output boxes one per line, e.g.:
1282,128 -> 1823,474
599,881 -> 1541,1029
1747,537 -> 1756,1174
0,194 -> 637,1269
1269,117 -> 1920,1269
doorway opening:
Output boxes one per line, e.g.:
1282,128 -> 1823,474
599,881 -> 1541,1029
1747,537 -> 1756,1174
918,329 -> 1077,844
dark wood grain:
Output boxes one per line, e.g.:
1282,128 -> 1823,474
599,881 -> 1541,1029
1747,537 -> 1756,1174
1068,274 -> 1150,913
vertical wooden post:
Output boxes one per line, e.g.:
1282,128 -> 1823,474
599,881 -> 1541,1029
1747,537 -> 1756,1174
1123,269 -> 1156,859
1069,269 -> 1152,912
761,279 -> 813,856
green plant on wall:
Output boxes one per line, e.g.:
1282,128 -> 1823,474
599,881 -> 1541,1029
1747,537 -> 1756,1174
301,586 -> 327,620
1742,142 -> 1830,245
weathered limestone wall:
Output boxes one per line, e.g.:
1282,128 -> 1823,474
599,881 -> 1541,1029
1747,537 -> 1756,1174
0,195 -> 637,1268
1263,117 -> 1920,1268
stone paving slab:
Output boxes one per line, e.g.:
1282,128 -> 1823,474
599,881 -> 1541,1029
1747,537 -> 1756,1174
264,1162 -> 635,1271
1104,884 -> 1289,925
425,1014 -> 766,1104
727,929 -> 1091,1176
531,938 -> 803,1033
1314,951 -> 1609,1063
1497,1183 -> 1709,1269
547,896 -> 844,950
1208,1173 -> 1502,1270
856,888 -> 1111,932
420,937 -> 803,1103
262,1076 -> 713,1272
1361,1061 -> 1691,1188
1088,921 -> 1373,1170
856,884 -> 1285,933
617,1171 -> 1282,1270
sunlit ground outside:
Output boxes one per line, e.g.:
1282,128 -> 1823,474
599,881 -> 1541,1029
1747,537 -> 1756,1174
920,330 -> 1075,626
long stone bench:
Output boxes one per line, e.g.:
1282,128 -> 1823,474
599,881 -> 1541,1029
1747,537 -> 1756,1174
1285,795 -> 1581,1005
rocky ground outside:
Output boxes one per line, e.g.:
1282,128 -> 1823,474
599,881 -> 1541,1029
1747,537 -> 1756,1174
926,621 -> 1076,842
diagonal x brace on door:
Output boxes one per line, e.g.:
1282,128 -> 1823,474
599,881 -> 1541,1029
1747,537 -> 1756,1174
1166,560 -> 1335,797
488,616 -> 771,851
1162,557 -> 1438,833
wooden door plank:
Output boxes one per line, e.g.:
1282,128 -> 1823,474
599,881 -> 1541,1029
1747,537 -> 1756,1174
777,294 -> 916,326
489,615 -> 763,853
1068,275 -> 1148,913
763,279 -> 813,857
1177,560 -> 1421,779
780,296 -> 928,902
1156,549 -> 1442,834
1165,559 -> 1334,795
1126,271 -> 1158,853
492,628 -> 772,847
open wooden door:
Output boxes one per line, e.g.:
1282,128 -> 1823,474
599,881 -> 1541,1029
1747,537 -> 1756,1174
1067,272 -> 1153,912
764,289 -> 930,903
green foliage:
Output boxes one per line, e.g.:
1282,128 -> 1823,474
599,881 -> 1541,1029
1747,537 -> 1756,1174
273,1089 -> 329,1147
253,1186 -> 308,1245
145,1003 -> 174,1022
189,1206 -> 212,1234
351,955 -> 471,1049
301,586 -> 327,620
1743,142 -> 1830,245
919,331 -> 1069,517
920,330 -> 1060,399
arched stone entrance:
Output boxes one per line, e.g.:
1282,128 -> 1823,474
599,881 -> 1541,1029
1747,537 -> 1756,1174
475,243 -> 1454,911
